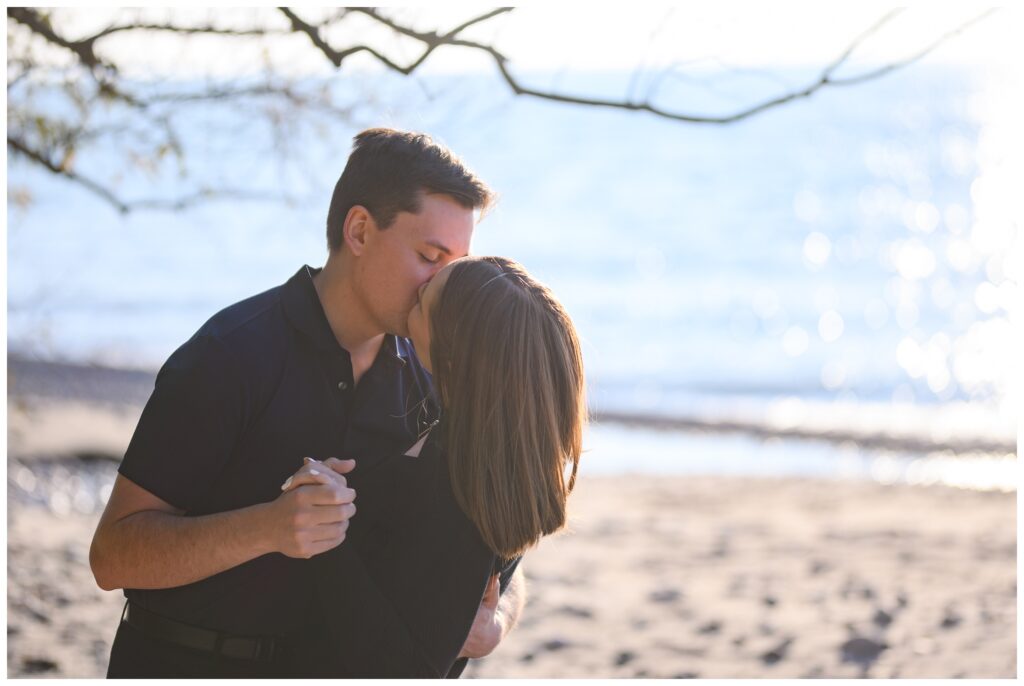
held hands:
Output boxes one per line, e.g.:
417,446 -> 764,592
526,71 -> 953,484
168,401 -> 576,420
270,457 -> 357,559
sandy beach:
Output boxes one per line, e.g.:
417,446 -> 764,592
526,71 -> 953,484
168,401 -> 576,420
6,357 -> 1017,678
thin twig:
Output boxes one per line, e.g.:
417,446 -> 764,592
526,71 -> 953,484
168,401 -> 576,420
8,135 -> 289,214
820,8 -> 904,80
308,7 -> 996,125
829,8 -> 997,86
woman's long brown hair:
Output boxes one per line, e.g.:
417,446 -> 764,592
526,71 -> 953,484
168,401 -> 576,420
428,256 -> 586,560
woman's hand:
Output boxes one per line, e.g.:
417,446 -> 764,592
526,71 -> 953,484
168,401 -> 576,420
264,458 -> 357,559
458,574 -> 506,659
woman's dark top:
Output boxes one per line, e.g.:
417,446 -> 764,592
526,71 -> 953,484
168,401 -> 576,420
305,427 -> 519,678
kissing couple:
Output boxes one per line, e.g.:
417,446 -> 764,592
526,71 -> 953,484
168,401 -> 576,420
90,127 -> 587,678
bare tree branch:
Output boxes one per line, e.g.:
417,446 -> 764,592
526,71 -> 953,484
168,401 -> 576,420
277,7 -> 346,67
280,6 -> 514,75
488,8 -> 993,123
7,6 -> 997,215
282,6 -> 994,125
8,134 -> 289,214
127,81 -> 353,120
829,8 -> 997,86
820,8 -> 904,81
7,7 -> 111,71
442,7 -> 514,39
299,6 -> 999,124
7,8 -> 154,111
351,7 -> 512,74
7,8 -> 359,213
83,22 -> 292,42
9,133 -> 149,212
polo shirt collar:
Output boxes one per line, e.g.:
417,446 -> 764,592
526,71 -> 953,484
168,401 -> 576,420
282,264 -> 410,365
281,265 -> 342,353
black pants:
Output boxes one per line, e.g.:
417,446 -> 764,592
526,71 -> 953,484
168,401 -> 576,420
106,620 -> 291,679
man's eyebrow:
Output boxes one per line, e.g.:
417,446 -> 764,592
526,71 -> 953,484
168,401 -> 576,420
423,240 -> 451,255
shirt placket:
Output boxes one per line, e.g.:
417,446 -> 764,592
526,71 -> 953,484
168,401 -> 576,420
323,349 -> 355,448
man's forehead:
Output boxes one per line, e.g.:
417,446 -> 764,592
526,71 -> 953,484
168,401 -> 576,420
413,194 -> 473,223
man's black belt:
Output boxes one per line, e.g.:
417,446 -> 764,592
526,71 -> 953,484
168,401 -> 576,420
122,601 -> 281,662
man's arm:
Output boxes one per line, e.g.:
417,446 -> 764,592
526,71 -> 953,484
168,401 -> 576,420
458,565 -> 526,659
89,465 -> 356,591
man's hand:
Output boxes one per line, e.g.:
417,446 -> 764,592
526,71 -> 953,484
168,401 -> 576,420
272,458 -> 357,559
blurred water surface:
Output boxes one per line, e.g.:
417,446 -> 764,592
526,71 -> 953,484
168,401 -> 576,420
7,65 -> 1018,480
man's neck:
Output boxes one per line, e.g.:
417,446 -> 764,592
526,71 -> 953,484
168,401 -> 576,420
312,257 -> 386,381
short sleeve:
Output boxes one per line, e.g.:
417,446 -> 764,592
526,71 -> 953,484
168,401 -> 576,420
496,555 -> 523,594
119,334 -> 246,512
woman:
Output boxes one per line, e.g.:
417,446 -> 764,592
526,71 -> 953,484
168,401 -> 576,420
281,256 -> 586,677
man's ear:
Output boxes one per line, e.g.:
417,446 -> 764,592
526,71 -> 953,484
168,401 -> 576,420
343,206 -> 373,257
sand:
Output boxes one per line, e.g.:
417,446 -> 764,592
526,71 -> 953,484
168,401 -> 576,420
467,475 -> 1016,678
5,356 -> 1017,678
7,464 -> 1016,678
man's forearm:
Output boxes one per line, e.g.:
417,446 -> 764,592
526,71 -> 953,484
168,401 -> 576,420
90,503 -> 276,591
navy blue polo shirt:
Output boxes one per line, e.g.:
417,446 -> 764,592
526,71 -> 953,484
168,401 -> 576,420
119,265 -> 442,636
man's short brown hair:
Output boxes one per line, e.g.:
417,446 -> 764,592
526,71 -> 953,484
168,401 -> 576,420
325,128 -> 494,252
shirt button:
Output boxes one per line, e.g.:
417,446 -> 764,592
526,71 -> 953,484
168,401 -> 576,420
337,381 -> 348,391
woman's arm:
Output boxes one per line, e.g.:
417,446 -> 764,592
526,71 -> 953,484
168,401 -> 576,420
459,565 -> 526,658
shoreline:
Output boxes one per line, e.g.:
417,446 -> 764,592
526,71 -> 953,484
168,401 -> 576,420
8,353 -> 1015,458
592,409 -> 1015,454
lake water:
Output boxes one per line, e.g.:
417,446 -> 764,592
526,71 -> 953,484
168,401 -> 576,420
6,64 -> 1018,485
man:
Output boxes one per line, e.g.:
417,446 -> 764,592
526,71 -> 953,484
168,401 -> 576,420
89,128 -> 525,677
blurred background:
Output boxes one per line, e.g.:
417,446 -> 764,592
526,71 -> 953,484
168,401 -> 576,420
6,6 -> 1019,678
